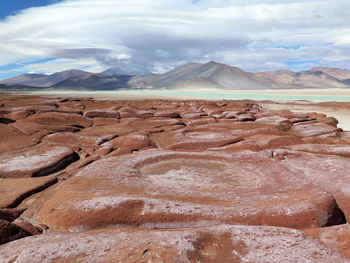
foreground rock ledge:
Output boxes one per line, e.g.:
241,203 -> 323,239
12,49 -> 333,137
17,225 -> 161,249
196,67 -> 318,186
0,224 -> 347,263
36,149 -> 342,231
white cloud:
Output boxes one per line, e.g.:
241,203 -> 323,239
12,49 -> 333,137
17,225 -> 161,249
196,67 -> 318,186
0,0 -> 350,77
0,58 -> 107,75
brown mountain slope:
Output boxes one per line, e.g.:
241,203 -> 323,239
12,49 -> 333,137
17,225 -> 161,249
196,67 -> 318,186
0,69 -> 91,87
255,69 -> 349,89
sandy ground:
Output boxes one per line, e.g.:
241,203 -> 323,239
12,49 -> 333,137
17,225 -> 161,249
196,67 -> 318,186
6,88 -> 350,131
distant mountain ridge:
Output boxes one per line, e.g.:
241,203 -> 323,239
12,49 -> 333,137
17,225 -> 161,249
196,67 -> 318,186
254,68 -> 350,89
0,69 -> 91,87
2,61 -> 350,90
103,64 -> 151,76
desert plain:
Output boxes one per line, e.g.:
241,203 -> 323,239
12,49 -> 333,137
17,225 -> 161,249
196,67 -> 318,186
1,91 -> 350,262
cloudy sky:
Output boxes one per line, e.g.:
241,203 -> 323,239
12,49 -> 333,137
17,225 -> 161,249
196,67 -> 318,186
0,0 -> 349,79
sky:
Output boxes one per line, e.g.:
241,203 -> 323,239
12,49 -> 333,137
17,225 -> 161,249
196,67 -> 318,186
0,0 -> 350,80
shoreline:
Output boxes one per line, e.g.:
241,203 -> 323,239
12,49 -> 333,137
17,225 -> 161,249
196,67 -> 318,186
3,87 -> 350,102
3,89 -> 350,131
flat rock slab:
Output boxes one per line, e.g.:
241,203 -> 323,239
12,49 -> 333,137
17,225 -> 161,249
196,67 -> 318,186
255,116 -> 292,131
77,123 -> 135,140
42,132 -> 104,150
0,144 -> 77,178
36,149 -> 342,231
275,149 -> 350,220
83,109 -> 120,119
102,132 -> 154,155
23,112 -> 92,128
150,127 -> 242,150
0,124 -> 38,154
243,134 -> 303,150
120,117 -> 183,132
287,144 -> 350,158
0,224 -> 346,263
304,224 -> 350,259
0,176 -> 57,208
288,122 -> 342,137
10,112 -> 92,136
11,120 -> 80,136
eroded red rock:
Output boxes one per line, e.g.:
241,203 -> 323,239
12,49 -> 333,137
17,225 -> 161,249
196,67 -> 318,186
0,220 -> 32,245
154,110 -> 181,118
10,111 -> 92,136
102,132 -> 154,155
83,109 -> 120,119
0,143 -> 77,178
92,117 -> 119,126
0,176 -> 57,208
35,149 -> 342,231
150,127 -> 242,150
24,111 -> 92,127
304,224 -> 350,259
255,116 -> 292,131
11,119 -> 80,136
77,123 -> 135,140
274,149 -> 350,220
1,95 -> 350,257
0,124 -> 38,154
0,225 -> 347,262
4,110 -> 32,121
288,122 -> 342,137
42,132 -> 103,150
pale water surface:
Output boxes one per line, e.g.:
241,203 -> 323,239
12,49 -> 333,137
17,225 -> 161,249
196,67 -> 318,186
31,90 -> 350,102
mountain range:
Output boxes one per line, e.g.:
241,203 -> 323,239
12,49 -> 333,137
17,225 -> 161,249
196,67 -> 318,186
1,61 -> 350,90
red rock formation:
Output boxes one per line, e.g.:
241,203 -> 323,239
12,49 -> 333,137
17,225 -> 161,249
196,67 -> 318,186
0,124 -> 38,153
0,143 -> 77,178
304,224 -> 350,259
0,225 -> 347,262
35,149 -> 342,231
1,94 -> 350,260
0,176 -> 57,208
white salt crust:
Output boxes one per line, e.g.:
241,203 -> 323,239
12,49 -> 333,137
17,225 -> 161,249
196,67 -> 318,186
0,146 -> 71,172
0,225 -> 347,263
0,232 -> 117,263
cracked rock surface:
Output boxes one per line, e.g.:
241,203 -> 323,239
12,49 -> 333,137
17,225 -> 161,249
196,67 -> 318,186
1,94 -> 350,262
